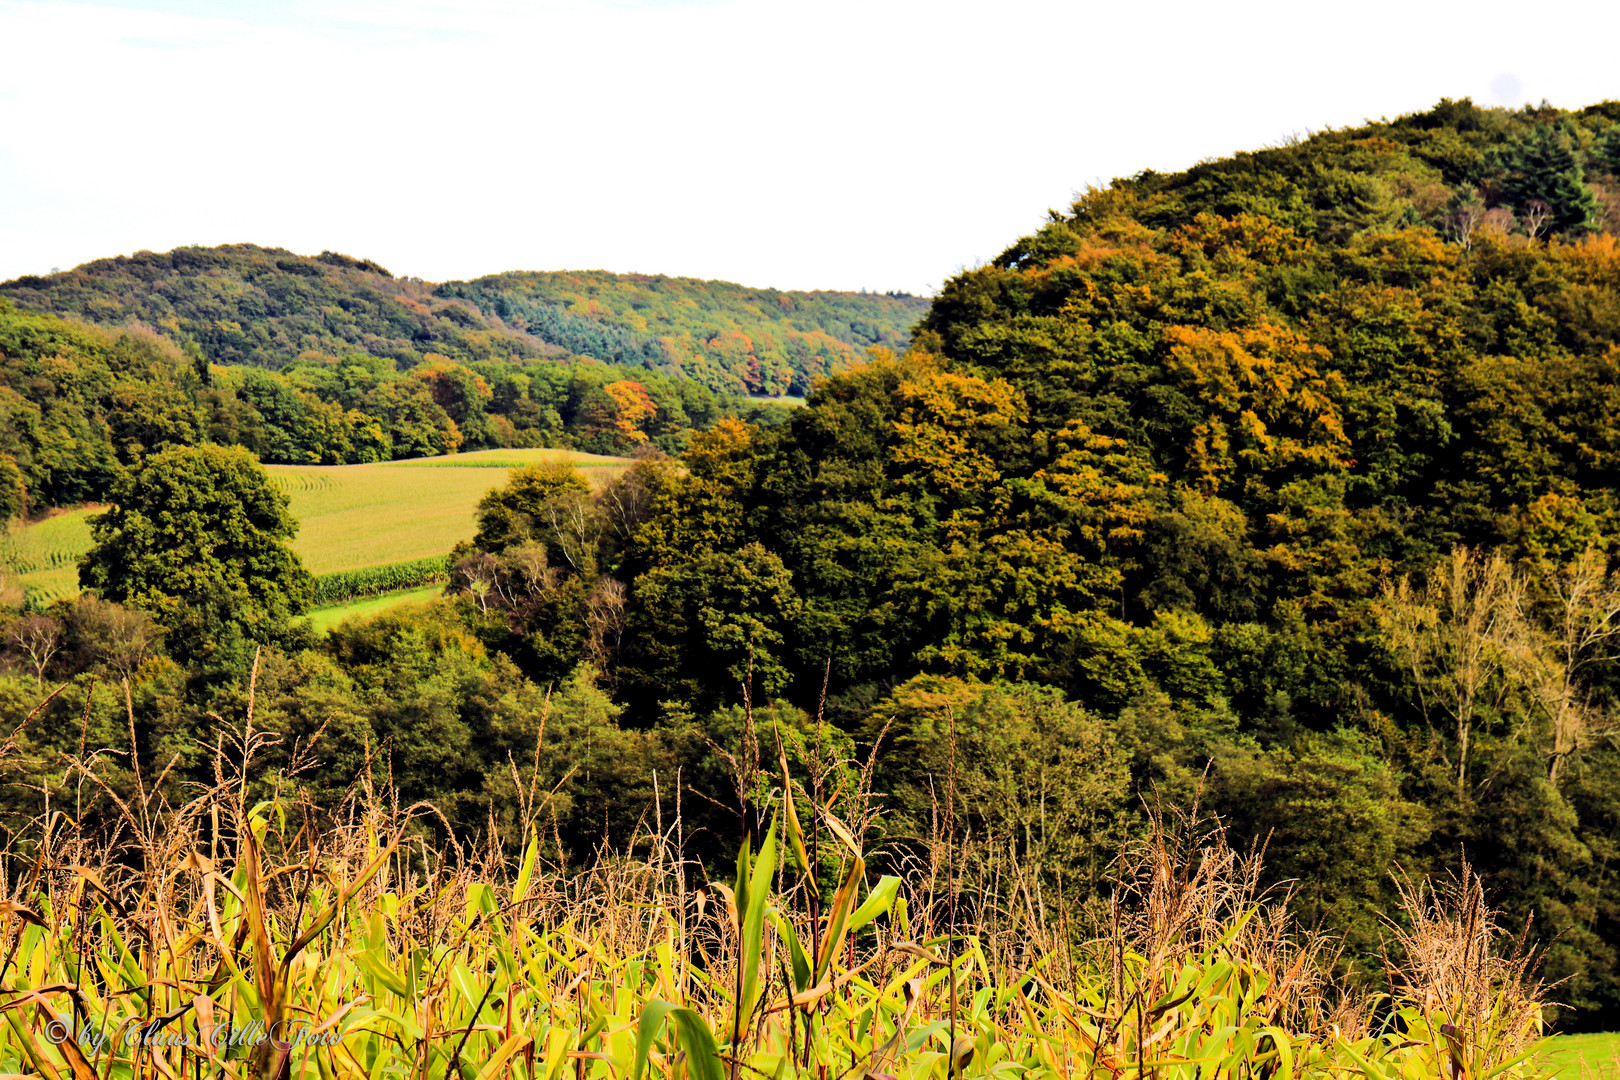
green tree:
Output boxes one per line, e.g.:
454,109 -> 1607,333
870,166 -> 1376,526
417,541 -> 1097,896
1594,123 -> 1620,175
0,453 -> 24,524
625,542 -> 802,711
1499,124 -> 1598,235
473,462 -> 596,568
867,676 -> 1132,902
1212,729 -> 1431,955
78,445 -> 313,666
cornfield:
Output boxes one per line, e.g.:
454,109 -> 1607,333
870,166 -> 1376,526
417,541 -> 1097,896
312,557 -> 452,606
0,682 -> 1553,1080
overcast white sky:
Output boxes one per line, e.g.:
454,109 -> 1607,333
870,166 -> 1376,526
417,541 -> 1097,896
2,0 -> 1618,295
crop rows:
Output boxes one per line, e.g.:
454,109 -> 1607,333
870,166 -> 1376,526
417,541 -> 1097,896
270,471 -> 337,494
2,545 -> 76,575
397,457 -> 629,470
311,555 -> 451,605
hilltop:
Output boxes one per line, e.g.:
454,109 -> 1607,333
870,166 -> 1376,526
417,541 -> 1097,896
0,245 -> 928,395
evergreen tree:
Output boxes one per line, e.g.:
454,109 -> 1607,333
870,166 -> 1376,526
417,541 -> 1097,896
1594,123 -> 1620,175
1499,123 -> 1598,234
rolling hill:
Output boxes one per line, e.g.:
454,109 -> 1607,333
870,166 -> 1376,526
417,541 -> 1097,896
0,245 -> 928,395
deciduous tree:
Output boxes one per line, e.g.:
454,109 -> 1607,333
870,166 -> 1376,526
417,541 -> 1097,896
78,444 -> 312,666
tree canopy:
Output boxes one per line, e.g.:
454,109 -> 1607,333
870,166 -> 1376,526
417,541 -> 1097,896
7,96 -> 1620,1031
0,245 -> 927,396
78,444 -> 313,665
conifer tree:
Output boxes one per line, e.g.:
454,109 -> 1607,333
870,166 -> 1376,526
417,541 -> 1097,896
1499,123 -> 1598,234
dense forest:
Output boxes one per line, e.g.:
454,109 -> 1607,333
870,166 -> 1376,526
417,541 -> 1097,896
439,270 -> 926,394
0,245 -> 927,395
5,97 -> 1620,1031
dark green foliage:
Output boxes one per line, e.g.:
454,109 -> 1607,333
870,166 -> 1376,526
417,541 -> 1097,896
584,98 -> 1620,1028
625,542 -> 802,712
1496,123 -> 1599,235
78,444 -> 313,666
0,300 -> 779,513
866,676 -> 1131,900
1211,729 -> 1430,954
0,246 -> 927,397
0,301 -> 197,507
0,454 -> 25,524
0,245 -> 540,370
472,462 -> 594,559
10,97 -> 1620,1032
1594,123 -> 1620,174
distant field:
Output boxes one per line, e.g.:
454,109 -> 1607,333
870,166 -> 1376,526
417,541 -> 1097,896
269,448 -> 629,575
385,448 -> 631,469
0,447 -> 630,603
303,585 -> 446,635
1542,1032 -> 1620,1080
0,507 -> 99,605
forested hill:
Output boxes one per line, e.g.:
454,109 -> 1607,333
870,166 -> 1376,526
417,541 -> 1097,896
563,98 -> 1620,1023
0,245 -> 542,371
438,272 -> 928,396
0,245 -> 927,395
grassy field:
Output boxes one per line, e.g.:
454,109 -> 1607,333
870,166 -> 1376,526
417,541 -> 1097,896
268,448 -> 629,575
382,448 -> 632,469
304,584 -> 445,634
1542,1033 -> 1620,1079
0,447 -> 629,606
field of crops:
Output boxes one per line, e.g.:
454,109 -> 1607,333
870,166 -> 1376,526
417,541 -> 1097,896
269,448 -> 630,575
0,506 -> 98,606
311,557 -> 453,606
0,448 -> 630,607
0,728 -> 1554,1080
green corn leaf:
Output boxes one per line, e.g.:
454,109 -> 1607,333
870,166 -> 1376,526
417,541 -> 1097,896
514,827 -> 540,904
633,1000 -> 678,1080
778,748 -> 812,876
671,1008 -> 727,1080
770,911 -> 812,993
848,876 -> 900,934
737,815 -> 779,1032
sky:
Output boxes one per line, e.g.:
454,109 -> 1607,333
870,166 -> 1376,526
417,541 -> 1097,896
2,0 -> 1618,296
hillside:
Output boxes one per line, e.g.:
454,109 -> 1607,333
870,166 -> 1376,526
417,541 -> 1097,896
0,245 -> 928,394
438,270 -> 929,395
578,98 -> 1620,1025
0,297 -> 756,513
0,245 -> 543,369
